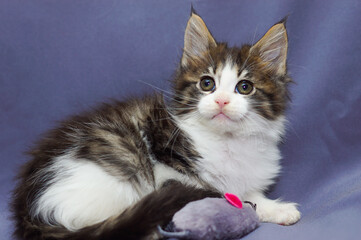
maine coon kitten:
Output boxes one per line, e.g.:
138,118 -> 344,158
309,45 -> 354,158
12,11 -> 300,240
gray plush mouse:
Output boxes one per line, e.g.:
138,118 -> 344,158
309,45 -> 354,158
158,194 -> 259,240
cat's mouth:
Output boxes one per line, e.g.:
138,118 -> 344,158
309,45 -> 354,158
212,112 -> 232,121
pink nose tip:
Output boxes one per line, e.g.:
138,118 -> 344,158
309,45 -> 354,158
215,99 -> 230,108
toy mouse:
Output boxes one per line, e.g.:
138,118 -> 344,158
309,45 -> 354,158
158,193 -> 259,240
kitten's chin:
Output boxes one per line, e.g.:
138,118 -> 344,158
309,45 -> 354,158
210,111 -> 247,123
178,111 -> 246,134
202,112 -> 245,134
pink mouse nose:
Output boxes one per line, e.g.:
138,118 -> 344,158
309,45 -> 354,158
215,99 -> 230,108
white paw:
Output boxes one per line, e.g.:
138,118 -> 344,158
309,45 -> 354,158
257,202 -> 301,225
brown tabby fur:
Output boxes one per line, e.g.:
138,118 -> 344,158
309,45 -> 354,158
11,10 -> 291,240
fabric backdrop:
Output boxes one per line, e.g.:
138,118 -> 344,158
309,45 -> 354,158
1,0 -> 360,239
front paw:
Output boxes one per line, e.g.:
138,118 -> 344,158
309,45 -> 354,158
257,202 -> 301,225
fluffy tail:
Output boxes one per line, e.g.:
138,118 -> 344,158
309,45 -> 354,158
14,180 -> 221,240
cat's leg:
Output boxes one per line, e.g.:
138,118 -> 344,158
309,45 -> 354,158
244,191 -> 301,225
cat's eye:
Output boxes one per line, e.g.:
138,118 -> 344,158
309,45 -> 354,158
200,77 -> 215,92
235,80 -> 254,95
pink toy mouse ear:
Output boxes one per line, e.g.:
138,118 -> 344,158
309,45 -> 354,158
225,193 -> 243,209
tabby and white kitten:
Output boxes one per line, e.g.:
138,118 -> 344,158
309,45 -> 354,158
12,11 -> 300,240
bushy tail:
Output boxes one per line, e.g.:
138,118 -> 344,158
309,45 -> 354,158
14,180 -> 221,240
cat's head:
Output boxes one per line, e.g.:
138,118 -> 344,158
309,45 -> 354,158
172,11 -> 291,135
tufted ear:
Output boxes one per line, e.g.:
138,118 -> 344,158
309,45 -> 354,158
250,20 -> 288,75
181,11 -> 217,66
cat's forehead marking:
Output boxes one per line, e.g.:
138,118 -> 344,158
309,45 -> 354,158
215,61 -> 238,91
218,61 -> 248,87
220,61 -> 237,81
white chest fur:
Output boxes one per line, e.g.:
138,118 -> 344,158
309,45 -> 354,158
178,116 -> 285,198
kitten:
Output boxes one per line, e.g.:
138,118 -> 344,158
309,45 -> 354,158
12,10 -> 300,240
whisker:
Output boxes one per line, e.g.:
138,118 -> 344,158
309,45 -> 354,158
164,127 -> 180,150
240,25 -> 259,71
137,80 -> 200,102
170,128 -> 181,161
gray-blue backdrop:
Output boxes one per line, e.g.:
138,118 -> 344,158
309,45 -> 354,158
1,0 -> 360,239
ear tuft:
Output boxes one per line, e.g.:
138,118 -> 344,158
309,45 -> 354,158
190,4 -> 197,16
181,12 -> 217,67
250,21 -> 288,75
277,15 -> 289,25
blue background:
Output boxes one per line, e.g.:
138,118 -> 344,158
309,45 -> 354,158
1,0 -> 361,239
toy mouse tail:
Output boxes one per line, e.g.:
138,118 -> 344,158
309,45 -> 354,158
13,180 -> 220,240
157,225 -> 190,238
